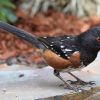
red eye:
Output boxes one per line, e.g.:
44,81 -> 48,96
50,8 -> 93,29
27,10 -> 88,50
96,37 -> 100,42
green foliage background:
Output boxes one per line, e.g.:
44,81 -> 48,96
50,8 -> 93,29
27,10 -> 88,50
0,0 -> 17,23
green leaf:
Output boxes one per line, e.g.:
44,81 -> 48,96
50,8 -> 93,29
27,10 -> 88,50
0,0 -> 17,23
0,7 -> 17,23
0,10 -> 8,22
7,10 -> 18,23
0,0 -> 15,9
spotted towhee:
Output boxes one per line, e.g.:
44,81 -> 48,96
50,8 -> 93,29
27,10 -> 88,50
0,21 -> 100,91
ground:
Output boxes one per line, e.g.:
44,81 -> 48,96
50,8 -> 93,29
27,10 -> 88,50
0,52 -> 99,100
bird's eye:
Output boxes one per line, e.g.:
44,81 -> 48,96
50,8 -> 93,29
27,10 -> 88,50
96,37 -> 100,42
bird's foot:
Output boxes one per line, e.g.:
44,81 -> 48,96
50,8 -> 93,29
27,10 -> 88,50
67,80 -> 95,86
64,85 -> 83,92
59,83 -> 83,92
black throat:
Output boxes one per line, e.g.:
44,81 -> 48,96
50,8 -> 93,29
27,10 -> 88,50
80,47 -> 98,66
77,35 -> 98,66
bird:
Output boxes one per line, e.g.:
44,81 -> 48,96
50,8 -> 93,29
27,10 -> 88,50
0,21 -> 100,91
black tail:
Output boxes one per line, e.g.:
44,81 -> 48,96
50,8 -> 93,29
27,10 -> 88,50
0,21 -> 45,49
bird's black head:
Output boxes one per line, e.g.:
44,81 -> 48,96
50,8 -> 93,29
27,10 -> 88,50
78,27 -> 100,52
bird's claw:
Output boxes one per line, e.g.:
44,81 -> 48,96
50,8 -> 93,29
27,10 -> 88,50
67,80 -> 96,86
88,81 -> 95,85
59,83 -> 83,92
64,85 -> 83,92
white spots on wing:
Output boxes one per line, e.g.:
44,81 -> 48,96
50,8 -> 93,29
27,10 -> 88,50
63,51 -> 66,53
61,48 -> 72,54
65,54 -> 68,57
50,44 -> 53,46
61,49 -> 66,53
51,42 -> 54,43
43,37 -> 47,38
65,48 -> 72,51
67,37 -> 70,39
60,45 -> 64,48
51,48 -> 58,55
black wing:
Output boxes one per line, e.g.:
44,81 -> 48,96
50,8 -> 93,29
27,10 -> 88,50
38,35 -> 79,59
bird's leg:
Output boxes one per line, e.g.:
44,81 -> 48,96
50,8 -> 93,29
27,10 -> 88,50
54,70 -> 81,92
67,72 -> 95,85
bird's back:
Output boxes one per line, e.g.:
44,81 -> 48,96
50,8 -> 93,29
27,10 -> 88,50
38,35 -> 79,59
